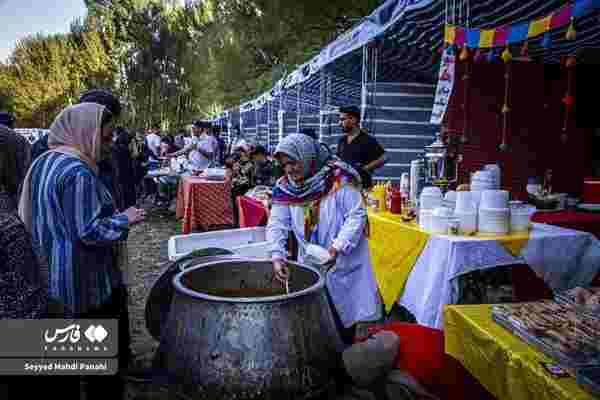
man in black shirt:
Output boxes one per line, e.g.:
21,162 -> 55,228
336,105 -> 386,188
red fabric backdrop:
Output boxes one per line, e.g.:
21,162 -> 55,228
444,62 -> 594,200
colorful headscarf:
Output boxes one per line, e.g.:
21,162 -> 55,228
272,133 -> 362,206
19,103 -> 107,233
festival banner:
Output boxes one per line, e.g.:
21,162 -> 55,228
430,47 -> 456,125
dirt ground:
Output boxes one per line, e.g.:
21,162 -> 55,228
124,205 -> 183,400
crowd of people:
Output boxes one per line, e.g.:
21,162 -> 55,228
0,88 -> 390,399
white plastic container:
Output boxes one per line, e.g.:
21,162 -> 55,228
444,191 -> 457,210
168,227 -> 267,261
484,164 -> 501,187
455,211 -> 477,235
478,208 -> 510,235
455,191 -> 476,213
480,190 -> 509,210
420,195 -> 443,210
419,209 -> 433,231
430,208 -> 454,234
430,216 -> 448,234
510,205 -> 537,233
470,190 -> 483,210
421,186 -> 442,196
420,187 -> 443,210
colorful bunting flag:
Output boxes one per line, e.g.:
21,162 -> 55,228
444,0 -> 600,49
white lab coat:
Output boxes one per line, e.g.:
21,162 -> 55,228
267,185 -> 382,327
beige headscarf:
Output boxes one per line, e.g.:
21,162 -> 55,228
18,103 -> 107,232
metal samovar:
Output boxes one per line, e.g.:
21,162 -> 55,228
422,132 -> 462,193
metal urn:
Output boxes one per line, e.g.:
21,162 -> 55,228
422,132 -> 461,192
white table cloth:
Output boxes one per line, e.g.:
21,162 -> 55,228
398,223 -> 600,329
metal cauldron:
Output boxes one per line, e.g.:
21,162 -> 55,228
154,258 -> 342,400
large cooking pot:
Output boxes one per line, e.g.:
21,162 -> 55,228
155,258 -> 342,400
145,248 -> 241,341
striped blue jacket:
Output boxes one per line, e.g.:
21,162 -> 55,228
29,152 -> 129,315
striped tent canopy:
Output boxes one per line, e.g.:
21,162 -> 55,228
312,0 -> 600,85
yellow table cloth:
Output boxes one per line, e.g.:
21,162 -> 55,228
444,304 -> 595,400
475,230 -> 530,257
367,211 -> 530,313
367,212 -> 429,313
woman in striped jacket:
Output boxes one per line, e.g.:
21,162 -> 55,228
18,103 -> 146,400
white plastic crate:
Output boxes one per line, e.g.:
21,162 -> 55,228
168,227 -> 268,261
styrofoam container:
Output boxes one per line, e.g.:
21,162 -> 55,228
168,227 -> 267,261
510,205 -> 537,233
444,191 -> 457,203
430,215 -> 449,234
478,207 -> 510,235
480,190 -> 509,210
472,170 -> 494,182
421,186 -> 443,197
484,164 -> 501,186
455,191 -> 476,213
419,209 -> 433,231
471,190 -> 482,209
432,207 -> 454,218
455,211 -> 477,235
470,181 -> 496,190
420,194 -> 443,210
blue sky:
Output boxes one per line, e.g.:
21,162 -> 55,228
0,0 -> 88,62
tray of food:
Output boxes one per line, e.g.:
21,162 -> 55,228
492,301 -> 600,370
554,287 -> 600,318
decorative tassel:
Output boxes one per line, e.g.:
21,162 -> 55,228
561,56 -> 576,143
459,46 -> 469,61
542,32 -> 552,49
501,45 -> 512,63
520,41 -> 529,57
474,49 -> 483,62
500,61 -> 512,152
566,17 -> 576,41
562,95 -> 574,111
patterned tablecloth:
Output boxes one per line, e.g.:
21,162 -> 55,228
176,176 -> 233,234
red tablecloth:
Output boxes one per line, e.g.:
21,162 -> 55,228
532,209 -> 600,239
176,176 -> 233,234
237,196 -> 269,228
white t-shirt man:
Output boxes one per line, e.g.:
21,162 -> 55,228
189,134 -> 218,170
145,132 -> 162,159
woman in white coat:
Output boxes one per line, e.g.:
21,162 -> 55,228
267,134 -> 382,344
